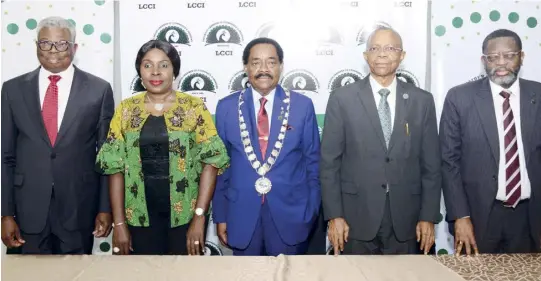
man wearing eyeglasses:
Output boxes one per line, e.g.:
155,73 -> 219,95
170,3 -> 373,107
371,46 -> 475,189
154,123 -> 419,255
440,29 -> 541,255
1,16 -> 114,254
321,27 -> 441,255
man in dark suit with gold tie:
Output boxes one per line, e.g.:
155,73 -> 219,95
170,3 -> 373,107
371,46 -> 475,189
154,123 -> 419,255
1,16 -> 114,254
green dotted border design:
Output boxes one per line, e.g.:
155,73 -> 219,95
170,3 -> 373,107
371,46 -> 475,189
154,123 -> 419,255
434,8 -> 538,37
4,1 -> 112,44
470,12 -> 482,23
6,23 -> 19,34
489,10 -> 501,22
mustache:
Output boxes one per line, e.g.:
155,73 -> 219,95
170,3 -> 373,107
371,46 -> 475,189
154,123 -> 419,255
489,67 -> 518,76
39,52 -> 71,59
255,73 -> 273,79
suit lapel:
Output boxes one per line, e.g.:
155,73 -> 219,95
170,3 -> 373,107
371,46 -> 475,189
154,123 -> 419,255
388,81 -> 409,153
473,78 -> 499,164
356,77 -> 387,151
241,87 -> 263,161
22,67 -> 52,147
265,86 -> 285,160
519,79 -> 538,164
56,66 -> 88,144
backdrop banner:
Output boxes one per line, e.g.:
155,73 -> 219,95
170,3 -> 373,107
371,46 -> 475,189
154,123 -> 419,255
430,0 -> 541,255
119,0 -> 429,255
1,0 -> 115,255
3,0 -> 540,257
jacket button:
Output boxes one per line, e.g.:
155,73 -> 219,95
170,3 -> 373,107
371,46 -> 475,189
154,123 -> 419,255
381,184 -> 386,189
50,153 -> 56,159
385,157 -> 390,163
492,175 -> 497,181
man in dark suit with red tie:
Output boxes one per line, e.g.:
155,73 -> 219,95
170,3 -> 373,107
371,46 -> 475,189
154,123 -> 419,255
1,16 -> 114,254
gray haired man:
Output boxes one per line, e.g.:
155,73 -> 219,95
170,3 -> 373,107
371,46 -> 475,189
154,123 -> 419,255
1,16 -> 114,254
321,27 -> 441,255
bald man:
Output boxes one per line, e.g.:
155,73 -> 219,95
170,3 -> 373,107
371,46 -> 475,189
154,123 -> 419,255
320,27 -> 441,255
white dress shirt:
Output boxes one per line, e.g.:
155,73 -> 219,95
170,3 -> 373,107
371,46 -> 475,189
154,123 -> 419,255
252,87 -> 276,128
490,79 -> 531,201
39,64 -> 75,131
370,75 -> 397,130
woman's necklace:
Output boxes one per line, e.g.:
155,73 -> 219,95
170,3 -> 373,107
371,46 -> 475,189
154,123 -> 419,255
146,92 -> 174,111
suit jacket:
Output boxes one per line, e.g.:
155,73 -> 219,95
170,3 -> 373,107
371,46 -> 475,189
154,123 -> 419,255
320,76 -> 441,242
213,85 -> 321,249
440,77 -> 541,249
1,66 -> 114,234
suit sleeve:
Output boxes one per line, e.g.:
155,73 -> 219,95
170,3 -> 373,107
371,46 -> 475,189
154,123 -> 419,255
320,92 -> 345,221
1,83 -> 17,216
439,89 -> 469,221
212,99 -> 230,224
419,94 -> 442,222
96,83 -> 115,213
302,99 -> 321,217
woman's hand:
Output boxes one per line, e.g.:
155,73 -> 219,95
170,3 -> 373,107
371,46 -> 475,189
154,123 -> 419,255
112,224 -> 132,255
186,216 -> 206,255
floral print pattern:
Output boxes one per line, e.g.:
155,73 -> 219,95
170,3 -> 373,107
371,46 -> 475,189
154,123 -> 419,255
96,91 -> 229,227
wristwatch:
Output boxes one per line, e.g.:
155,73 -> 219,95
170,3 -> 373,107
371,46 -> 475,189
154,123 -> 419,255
195,207 -> 204,216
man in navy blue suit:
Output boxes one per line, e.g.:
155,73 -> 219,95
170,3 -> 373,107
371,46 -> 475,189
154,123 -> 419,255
213,38 -> 321,255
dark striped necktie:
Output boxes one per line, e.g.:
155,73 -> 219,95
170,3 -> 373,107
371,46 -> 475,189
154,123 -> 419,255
500,90 -> 521,208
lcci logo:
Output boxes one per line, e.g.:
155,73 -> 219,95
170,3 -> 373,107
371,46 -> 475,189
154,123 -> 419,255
239,1 -> 256,7
395,1 -> 412,7
138,4 -> 156,9
187,2 -> 205,8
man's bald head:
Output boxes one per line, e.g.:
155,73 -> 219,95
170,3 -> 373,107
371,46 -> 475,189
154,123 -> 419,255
366,27 -> 403,51
363,27 -> 405,80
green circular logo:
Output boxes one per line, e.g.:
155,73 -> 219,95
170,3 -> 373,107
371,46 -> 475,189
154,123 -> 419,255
437,249 -> 449,255
95,0 -> 106,5
68,19 -> 76,27
26,19 -> 37,30
489,10 -> 501,22
7,23 -> 19,35
83,24 -> 94,35
452,17 -> 463,28
99,241 -> 111,252
527,17 -> 538,28
435,25 -> 446,36
470,12 -> 481,23
100,33 -> 112,44
508,12 -> 519,23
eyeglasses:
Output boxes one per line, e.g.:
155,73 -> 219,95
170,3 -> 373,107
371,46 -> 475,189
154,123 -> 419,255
366,46 -> 403,54
36,40 -> 73,52
482,52 -> 521,63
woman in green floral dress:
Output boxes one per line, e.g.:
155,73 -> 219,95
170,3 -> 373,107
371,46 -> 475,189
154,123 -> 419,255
96,40 -> 229,255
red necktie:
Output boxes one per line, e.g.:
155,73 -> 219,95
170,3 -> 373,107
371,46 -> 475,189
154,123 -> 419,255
257,97 -> 269,160
42,75 -> 61,145
500,90 -> 521,208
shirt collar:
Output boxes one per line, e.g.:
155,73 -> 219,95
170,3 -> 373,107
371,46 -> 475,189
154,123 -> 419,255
252,87 -> 276,104
40,64 -> 75,80
369,74 -> 397,94
489,78 -> 520,99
